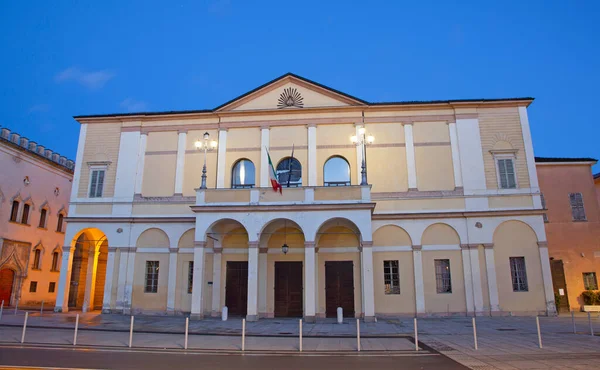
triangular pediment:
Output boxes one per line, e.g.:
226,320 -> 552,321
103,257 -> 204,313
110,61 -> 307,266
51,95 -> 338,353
216,73 -> 367,112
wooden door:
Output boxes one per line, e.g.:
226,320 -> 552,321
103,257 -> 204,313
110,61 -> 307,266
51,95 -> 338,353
325,261 -> 354,318
550,259 -> 570,313
68,254 -> 83,308
225,261 -> 248,316
274,262 -> 303,317
0,269 -> 14,305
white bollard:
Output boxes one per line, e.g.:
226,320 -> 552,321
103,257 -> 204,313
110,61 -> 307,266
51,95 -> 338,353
222,306 -> 228,321
337,307 -> 343,324
129,316 -> 134,348
40,301 -> 44,315
0,300 -> 4,321
589,312 -> 594,336
472,317 -> 478,350
73,314 -> 79,345
356,319 -> 361,352
536,316 -> 542,349
299,319 -> 303,352
184,317 -> 189,350
21,312 -> 28,343
414,318 -> 418,351
242,319 -> 246,351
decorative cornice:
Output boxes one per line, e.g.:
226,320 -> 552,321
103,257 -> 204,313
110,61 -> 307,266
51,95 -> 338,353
414,142 -> 451,147
121,126 -> 141,132
191,203 -> 376,213
365,115 -> 455,124
66,216 -> 195,224
133,194 -> 195,204
455,113 -> 478,120
226,147 -> 261,153
371,188 -> 464,200
145,150 -> 178,156
178,129 -> 188,134
373,208 -> 545,220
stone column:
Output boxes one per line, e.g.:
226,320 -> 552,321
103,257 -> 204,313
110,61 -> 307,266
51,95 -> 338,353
447,121 -> 463,189
360,241 -> 375,321
538,241 -> 557,315
191,242 -> 206,319
54,245 -> 75,312
307,125 -> 317,186
115,249 -> 130,312
166,248 -> 178,314
174,130 -> 187,196
258,246 -> 268,318
82,244 -> 101,312
211,242 -> 223,316
483,244 -> 500,313
403,123 -> 417,190
260,127 -> 270,187
102,247 -> 117,313
246,241 -> 259,321
304,242 -> 316,322
122,248 -> 136,315
216,129 -> 228,188
412,245 -> 425,315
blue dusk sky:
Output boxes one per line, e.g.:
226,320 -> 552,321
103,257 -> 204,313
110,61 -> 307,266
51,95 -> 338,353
1,1 -> 599,171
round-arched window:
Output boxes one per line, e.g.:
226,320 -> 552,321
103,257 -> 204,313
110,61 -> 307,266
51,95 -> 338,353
324,156 -> 350,186
232,159 -> 255,188
276,157 -> 302,187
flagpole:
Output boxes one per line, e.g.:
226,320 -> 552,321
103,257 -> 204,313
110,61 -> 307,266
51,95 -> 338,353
287,144 -> 295,188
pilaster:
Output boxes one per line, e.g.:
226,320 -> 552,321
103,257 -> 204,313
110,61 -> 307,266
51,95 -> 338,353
412,245 -> 425,315
216,129 -> 227,188
403,123 -> 417,190
174,131 -> 187,195
54,245 -> 75,312
246,241 -> 259,321
191,242 -> 206,319
166,247 -> 178,314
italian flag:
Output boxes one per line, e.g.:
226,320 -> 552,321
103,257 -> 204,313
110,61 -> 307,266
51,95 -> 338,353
266,148 -> 282,194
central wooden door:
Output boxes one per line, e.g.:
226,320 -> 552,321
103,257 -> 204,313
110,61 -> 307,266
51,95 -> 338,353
274,262 -> 303,317
325,261 -> 355,318
225,261 -> 248,317
0,269 -> 15,305
550,259 -> 570,313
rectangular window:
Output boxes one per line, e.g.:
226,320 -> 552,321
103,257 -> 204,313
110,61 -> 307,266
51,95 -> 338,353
435,259 -> 452,293
10,201 -> 19,222
29,281 -> 37,293
145,261 -> 159,293
33,249 -> 41,270
51,252 -> 59,271
187,261 -> 194,294
540,193 -> 548,223
21,203 -> 30,224
48,282 -> 56,293
39,209 -> 47,228
569,193 -> 586,221
583,272 -> 598,290
510,257 -> 528,292
383,260 -> 400,294
497,158 -> 517,189
89,169 -> 106,198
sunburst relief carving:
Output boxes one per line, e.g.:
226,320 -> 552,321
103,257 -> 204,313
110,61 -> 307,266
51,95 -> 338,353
277,87 -> 304,109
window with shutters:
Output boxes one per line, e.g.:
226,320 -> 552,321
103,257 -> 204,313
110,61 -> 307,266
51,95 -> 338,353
540,193 -> 548,223
509,257 -> 528,292
145,261 -> 159,293
569,193 -> 586,221
9,200 -> 19,222
383,260 -> 400,294
187,261 -> 194,294
88,169 -> 106,198
583,272 -> 598,290
435,259 -> 452,293
495,155 -> 517,189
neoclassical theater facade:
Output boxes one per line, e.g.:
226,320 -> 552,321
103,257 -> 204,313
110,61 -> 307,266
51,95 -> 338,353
55,73 -> 556,321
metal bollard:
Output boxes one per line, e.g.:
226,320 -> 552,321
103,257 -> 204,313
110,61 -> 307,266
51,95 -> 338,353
571,310 -> 576,334
222,306 -> 228,321
414,318 -> 419,351
40,301 -> 44,316
0,300 -> 4,321
337,307 -> 343,324
21,312 -> 28,343
472,317 -> 478,350
356,319 -> 361,352
129,316 -> 134,348
241,319 -> 246,351
184,317 -> 189,350
299,319 -> 303,352
73,314 -> 79,345
588,312 -> 594,336
536,316 -> 542,349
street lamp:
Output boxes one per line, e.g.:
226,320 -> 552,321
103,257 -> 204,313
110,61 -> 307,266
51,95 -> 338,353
195,132 -> 218,189
350,127 -> 374,186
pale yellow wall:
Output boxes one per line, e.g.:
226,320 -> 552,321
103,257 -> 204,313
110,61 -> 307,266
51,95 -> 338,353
131,252 -> 169,312
478,107 -> 530,189
146,131 -> 178,152
374,198 -> 465,213
373,251 -> 415,314
260,187 -> 304,202
317,252 -> 362,317
267,227 -> 305,249
422,223 -> 461,245
76,204 -> 113,215
412,122 -> 450,143
222,227 -> 249,248
174,253 -> 193,312
493,221 -> 546,313
142,154 -> 177,196
422,250 -> 467,314
266,253 -> 304,314
369,147 -> 408,193
415,146 -> 455,191
136,228 -> 170,248
317,226 -> 359,248
78,123 -> 121,197
488,195 -> 533,209
205,189 -> 251,203
178,229 -> 195,249
270,126 -> 308,146
314,186 -> 361,201
373,225 -> 412,246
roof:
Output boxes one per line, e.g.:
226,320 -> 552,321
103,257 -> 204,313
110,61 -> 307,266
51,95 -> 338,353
73,72 -> 534,119
594,173 -> 600,179
535,157 -> 598,163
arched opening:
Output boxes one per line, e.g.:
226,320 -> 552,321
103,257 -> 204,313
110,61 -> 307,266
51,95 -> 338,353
67,228 -> 109,311
231,159 -> 256,188
324,156 -> 351,187
276,157 -> 302,187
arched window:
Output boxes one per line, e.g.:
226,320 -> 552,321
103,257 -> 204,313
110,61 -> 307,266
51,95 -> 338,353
324,156 -> 351,187
33,248 -> 42,270
39,208 -> 47,228
231,159 -> 255,189
51,251 -> 60,271
57,214 -> 64,233
21,203 -> 30,224
276,157 -> 302,187
9,200 -> 19,222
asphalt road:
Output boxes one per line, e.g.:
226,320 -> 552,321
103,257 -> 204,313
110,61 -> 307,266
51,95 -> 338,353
0,344 -> 468,370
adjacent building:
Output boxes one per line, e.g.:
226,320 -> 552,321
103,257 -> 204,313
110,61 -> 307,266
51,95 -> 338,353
54,73 -> 555,319
536,157 -> 600,312
0,127 -> 74,308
